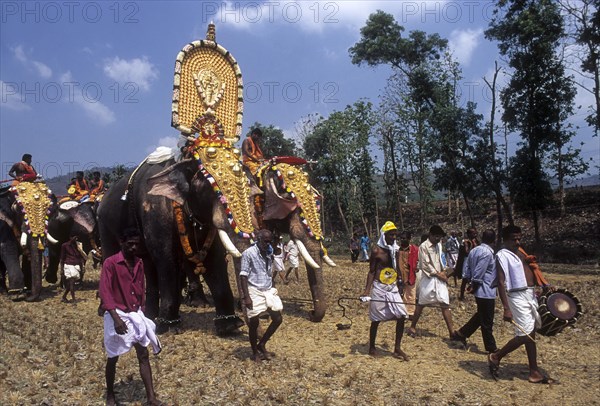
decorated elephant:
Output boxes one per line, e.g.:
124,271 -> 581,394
44,200 -> 100,284
0,180 -> 53,301
98,142 -> 257,335
257,158 -> 336,321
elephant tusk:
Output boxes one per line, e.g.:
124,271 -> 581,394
218,229 -> 242,258
46,232 -> 59,244
295,239 -> 320,269
323,255 -> 337,267
20,232 -> 27,247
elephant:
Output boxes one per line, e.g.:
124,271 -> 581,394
0,181 -> 53,301
45,200 -> 100,284
257,159 -> 336,322
98,148 -> 257,335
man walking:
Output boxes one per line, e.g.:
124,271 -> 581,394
99,228 -> 163,406
451,229 -> 498,352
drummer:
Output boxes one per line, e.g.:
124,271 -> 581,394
488,225 -> 557,384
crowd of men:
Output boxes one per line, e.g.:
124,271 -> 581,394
2,144 -> 558,406
357,222 -> 556,385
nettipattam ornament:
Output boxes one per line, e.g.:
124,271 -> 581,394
10,182 -> 53,241
172,23 -> 253,239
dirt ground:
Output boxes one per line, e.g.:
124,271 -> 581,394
0,257 -> 598,406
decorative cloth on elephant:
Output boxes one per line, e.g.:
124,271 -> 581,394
417,239 -> 450,306
246,286 -> 283,319
369,280 -> 407,322
507,288 -> 541,336
103,309 -> 162,358
63,264 -> 81,280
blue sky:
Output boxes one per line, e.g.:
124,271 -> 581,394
1,1 -> 598,181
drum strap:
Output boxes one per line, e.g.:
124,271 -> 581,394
518,247 -> 550,287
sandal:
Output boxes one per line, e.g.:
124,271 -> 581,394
488,353 -> 499,380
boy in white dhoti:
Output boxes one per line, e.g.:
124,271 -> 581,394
407,225 -> 457,339
241,229 -> 283,362
361,221 -> 409,360
488,225 -> 556,384
284,238 -> 300,283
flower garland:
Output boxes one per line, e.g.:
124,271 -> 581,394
193,152 -> 254,241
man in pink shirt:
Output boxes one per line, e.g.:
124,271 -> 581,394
99,228 -> 164,406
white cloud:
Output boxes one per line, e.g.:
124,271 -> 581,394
59,71 -> 116,125
449,28 -> 483,67
12,45 -> 53,78
103,56 -> 158,91
157,136 -> 179,149
0,80 -> 31,111
205,1 -> 400,34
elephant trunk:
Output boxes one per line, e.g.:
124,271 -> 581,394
26,236 -> 44,301
306,259 -> 327,322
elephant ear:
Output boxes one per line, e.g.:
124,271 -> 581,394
147,160 -> 193,205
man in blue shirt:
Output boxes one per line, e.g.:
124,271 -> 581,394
240,229 -> 283,362
451,229 -> 498,353
360,232 -> 371,261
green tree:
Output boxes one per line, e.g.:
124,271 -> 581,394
304,102 -> 376,236
351,11 -> 449,225
486,0 -> 576,245
560,0 -> 600,136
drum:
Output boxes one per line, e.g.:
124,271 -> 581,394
537,288 -> 583,336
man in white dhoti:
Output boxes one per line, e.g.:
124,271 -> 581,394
98,228 -> 164,406
241,229 -> 283,362
488,225 -> 556,384
407,225 -> 456,339
361,221 -> 409,360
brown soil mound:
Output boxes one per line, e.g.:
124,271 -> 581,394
1,258 -> 598,405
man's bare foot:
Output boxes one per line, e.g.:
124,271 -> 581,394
257,343 -> 273,360
251,353 -> 262,363
392,350 -> 409,361
61,297 -> 70,303
406,327 -> 417,338
368,347 -> 379,357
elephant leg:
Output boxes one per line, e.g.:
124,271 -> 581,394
203,251 -> 243,336
45,245 -> 61,284
142,257 -> 160,321
1,240 -> 24,293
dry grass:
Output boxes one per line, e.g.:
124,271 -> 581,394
0,258 -> 598,405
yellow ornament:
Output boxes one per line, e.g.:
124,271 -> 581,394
379,267 -> 397,285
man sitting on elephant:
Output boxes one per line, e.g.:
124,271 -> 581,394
8,153 -> 38,182
240,229 -> 283,362
241,128 -> 265,175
